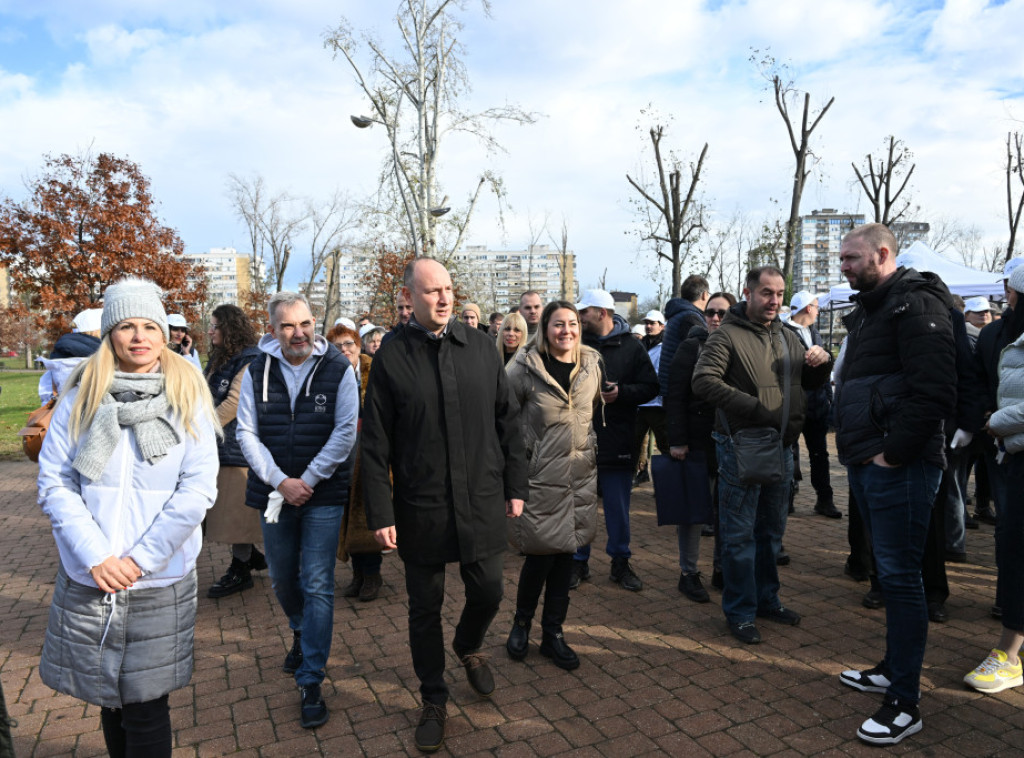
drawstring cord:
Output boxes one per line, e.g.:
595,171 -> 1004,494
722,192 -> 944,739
99,592 -> 118,649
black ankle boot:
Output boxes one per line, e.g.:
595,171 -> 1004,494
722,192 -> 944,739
539,631 -> 579,670
506,610 -> 532,661
538,595 -> 579,670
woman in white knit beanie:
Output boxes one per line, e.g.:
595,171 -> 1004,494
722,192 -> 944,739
36,277 -> 220,757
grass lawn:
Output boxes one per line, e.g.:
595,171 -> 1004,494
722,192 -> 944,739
0,371 -> 45,460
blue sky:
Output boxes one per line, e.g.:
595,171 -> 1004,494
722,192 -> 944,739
1,0 -> 1022,301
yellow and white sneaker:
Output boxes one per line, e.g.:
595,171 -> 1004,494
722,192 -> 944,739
963,649 -> 1023,693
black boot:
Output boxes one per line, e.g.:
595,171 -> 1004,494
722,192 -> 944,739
538,596 -> 579,670
247,547 -> 268,572
506,610 -> 532,661
207,557 -> 253,598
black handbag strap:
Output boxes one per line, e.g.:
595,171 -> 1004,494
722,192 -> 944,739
717,327 -> 792,439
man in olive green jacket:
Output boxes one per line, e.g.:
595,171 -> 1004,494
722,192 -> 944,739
692,266 -> 832,645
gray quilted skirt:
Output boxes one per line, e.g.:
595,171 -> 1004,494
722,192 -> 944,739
40,565 -> 197,708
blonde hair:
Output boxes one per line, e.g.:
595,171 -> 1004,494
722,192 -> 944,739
533,300 -> 584,384
64,338 -> 220,442
496,312 -> 529,365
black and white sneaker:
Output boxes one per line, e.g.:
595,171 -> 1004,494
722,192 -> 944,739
840,661 -> 891,693
857,696 -> 922,745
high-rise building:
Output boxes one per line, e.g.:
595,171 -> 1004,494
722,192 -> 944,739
795,209 -> 865,293
452,244 -> 577,311
891,221 -> 931,249
182,247 -> 258,307
323,244 -> 579,320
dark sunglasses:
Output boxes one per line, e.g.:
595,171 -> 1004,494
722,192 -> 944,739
705,308 -> 728,319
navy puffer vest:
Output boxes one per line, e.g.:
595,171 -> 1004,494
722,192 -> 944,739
206,345 -> 262,467
244,346 -> 352,509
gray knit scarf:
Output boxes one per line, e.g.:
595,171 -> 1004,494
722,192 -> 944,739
73,372 -> 181,481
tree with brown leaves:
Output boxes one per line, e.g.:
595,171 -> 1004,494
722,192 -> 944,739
0,151 -> 207,343
359,247 -> 418,327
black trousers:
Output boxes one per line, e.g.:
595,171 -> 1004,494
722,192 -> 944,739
100,694 -> 171,758
848,472 -> 950,604
404,553 -> 504,706
800,415 -> 834,502
516,553 -> 574,634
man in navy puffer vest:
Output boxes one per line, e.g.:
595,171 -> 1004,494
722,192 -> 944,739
238,292 -> 358,730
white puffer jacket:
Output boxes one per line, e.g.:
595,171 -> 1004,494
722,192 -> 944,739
990,332 -> 1024,454
37,385 -> 219,589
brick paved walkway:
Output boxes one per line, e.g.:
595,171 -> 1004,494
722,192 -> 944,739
2,453 -> 1022,756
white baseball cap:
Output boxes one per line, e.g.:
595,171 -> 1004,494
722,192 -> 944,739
359,323 -> 380,339
1003,258 -> 1024,279
334,317 -> 356,330
576,289 -> 615,310
631,323 -> 645,336
167,313 -> 188,329
789,291 -> 820,314
72,308 -> 103,333
963,297 -> 991,313
642,309 -> 665,323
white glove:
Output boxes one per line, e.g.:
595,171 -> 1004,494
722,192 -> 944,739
265,490 -> 284,524
950,429 -> 974,449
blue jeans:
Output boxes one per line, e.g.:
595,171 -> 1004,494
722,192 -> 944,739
574,468 -> 634,561
714,432 -> 793,625
261,504 -> 344,687
848,460 -> 941,704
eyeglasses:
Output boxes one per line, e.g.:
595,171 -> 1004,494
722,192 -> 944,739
335,340 -> 357,349
705,308 -> 728,319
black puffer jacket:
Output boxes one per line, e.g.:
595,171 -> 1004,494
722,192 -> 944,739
583,315 -> 659,469
834,268 -> 956,467
664,325 -> 714,452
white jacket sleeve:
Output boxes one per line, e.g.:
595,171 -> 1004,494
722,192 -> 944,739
128,414 -> 219,574
37,394 -> 113,574
236,368 -> 288,490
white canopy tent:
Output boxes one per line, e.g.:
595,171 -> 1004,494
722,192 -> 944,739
821,241 -> 1005,308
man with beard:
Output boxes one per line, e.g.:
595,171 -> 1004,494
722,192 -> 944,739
237,292 -> 359,729
833,224 -> 956,746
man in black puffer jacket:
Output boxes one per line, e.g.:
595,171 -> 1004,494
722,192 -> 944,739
834,224 -> 956,747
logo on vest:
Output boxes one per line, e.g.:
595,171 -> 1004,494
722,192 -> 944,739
314,393 -> 328,413
219,379 -> 230,393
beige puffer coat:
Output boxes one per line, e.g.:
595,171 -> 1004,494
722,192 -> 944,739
507,344 -> 602,555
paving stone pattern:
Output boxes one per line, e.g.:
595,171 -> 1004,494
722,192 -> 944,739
1,447 -> 1022,756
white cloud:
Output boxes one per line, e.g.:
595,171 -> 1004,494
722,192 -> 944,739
0,0 -> 1021,299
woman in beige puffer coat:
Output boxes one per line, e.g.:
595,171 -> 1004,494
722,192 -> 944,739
505,300 -> 602,670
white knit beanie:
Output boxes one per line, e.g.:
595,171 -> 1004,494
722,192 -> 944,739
1010,265 -> 1024,297
101,277 -> 170,340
